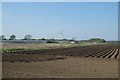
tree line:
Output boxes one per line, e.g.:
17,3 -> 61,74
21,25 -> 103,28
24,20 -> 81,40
0,34 -> 75,41
0,34 -> 106,43
80,38 -> 106,43
0,34 -> 32,40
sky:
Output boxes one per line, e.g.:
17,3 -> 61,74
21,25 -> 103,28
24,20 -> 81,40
2,2 -> 118,40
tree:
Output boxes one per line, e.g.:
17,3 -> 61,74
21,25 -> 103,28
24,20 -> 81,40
9,35 -> 16,40
41,38 -> 46,40
24,35 -> 32,40
89,38 -> 106,43
0,35 -> 6,40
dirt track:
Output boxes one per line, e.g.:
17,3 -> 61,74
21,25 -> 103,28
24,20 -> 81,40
2,44 -> 119,78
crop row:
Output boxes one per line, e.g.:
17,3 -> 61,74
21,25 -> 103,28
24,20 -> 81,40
2,44 -> 119,62
85,47 -> 119,59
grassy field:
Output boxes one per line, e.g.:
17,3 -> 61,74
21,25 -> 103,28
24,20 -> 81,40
1,43 -> 94,53
2,43 -> 91,49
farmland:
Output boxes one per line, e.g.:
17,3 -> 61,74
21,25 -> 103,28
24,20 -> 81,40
1,42 -> 92,50
2,43 -> 119,78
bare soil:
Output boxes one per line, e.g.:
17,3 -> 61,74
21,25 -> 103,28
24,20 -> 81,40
2,44 -> 119,78
3,57 -> 118,78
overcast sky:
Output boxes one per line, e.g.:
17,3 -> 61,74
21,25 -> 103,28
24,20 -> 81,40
2,2 -> 118,40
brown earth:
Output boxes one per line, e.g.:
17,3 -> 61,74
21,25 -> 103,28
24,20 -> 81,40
2,57 -> 118,78
2,44 -> 119,78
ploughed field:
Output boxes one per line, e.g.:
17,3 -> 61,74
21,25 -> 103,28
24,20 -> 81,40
2,44 -> 119,62
2,44 -> 119,78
